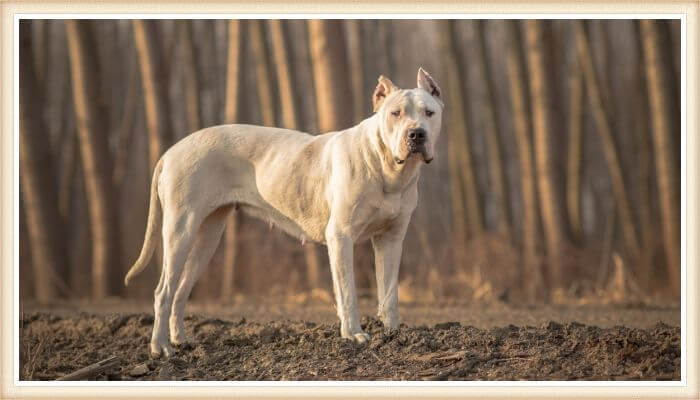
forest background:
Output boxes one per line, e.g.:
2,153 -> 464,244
18,19 -> 681,305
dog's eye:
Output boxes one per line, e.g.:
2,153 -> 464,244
425,109 -> 435,117
391,110 -> 401,117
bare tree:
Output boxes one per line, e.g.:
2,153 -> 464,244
504,21 -> 542,299
132,20 -> 172,169
249,20 -> 276,126
20,21 -> 69,301
308,20 -> 354,133
376,20 -> 395,78
475,20 -> 511,238
112,57 -> 140,189
566,33 -> 584,242
441,20 -> 484,269
221,20 -> 244,300
344,20 -> 367,123
269,20 -> 298,129
633,22 -> 655,287
58,99 -> 78,220
65,20 -> 121,298
524,20 -> 567,290
178,20 -> 202,133
574,21 -> 640,257
31,20 -> 50,87
640,20 -> 681,296
19,190 -> 35,299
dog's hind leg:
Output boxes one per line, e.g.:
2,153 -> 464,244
169,206 -> 231,346
151,210 -> 200,358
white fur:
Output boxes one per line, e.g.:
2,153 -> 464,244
124,68 -> 444,357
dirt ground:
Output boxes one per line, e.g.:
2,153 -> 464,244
19,299 -> 680,381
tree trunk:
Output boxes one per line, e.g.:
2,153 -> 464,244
640,20 -> 681,297
59,107 -> 78,221
221,20 -> 244,300
31,20 -> 50,88
65,20 -> 121,298
112,56 -> 139,189
20,20 -> 69,301
633,22 -> 655,289
307,20 -> 354,133
450,21 -> 483,237
524,20 -> 566,290
476,20 -> 511,238
376,20 -> 395,78
224,20 -> 243,127
344,20 -> 367,123
575,21 -> 640,257
270,19 -> 323,291
504,21 -> 542,300
249,20 -> 276,127
132,20 -> 172,170
269,20 -> 298,130
178,20 -> 202,133
441,20 -> 484,269
56,29 -> 77,220
567,33 -> 584,243
19,189 -> 34,299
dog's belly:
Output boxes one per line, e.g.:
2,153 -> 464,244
237,202 -> 317,244
227,173 -> 328,244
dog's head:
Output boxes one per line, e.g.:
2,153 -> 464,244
372,67 -> 444,165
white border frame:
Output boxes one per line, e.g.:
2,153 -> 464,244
3,7 -> 694,398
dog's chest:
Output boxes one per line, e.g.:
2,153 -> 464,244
360,192 -> 402,238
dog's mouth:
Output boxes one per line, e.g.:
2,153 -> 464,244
395,146 -> 432,164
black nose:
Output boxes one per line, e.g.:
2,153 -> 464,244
408,128 -> 426,144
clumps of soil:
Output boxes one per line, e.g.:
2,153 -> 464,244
19,312 -> 680,381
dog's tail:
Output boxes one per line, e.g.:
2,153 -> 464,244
124,158 -> 164,286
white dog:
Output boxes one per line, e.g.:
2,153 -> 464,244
124,68 -> 444,357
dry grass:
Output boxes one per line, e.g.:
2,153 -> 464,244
20,334 -> 47,380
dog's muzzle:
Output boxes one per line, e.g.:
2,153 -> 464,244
395,128 -> 432,164
407,128 -> 426,148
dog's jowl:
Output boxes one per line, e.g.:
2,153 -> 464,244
124,68 -> 444,358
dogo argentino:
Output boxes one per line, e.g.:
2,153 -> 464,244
124,67 -> 444,357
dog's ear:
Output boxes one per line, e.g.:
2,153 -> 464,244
417,67 -> 442,103
372,75 -> 398,112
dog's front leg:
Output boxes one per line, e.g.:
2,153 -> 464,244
325,226 -> 370,344
372,222 -> 409,331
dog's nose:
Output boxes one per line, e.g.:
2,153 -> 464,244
408,128 -> 426,144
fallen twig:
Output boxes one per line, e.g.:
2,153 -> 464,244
56,356 -> 120,381
435,351 -> 469,361
411,350 -> 470,363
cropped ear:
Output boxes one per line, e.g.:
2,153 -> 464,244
417,67 -> 442,102
372,75 -> 399,112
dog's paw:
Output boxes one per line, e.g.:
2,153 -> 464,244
378,310 -> 399,331
380,318 -> 399,332
351,332 -> 371,344
170,332 -> 191,347
150,341 -> 175,359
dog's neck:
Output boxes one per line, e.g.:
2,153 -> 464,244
359,114 -> 422,193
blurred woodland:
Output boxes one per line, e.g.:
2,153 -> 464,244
19,19 -> 681,304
